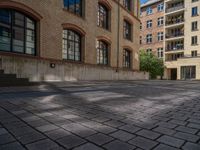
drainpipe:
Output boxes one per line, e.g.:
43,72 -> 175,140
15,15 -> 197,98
116,0 -> 120,72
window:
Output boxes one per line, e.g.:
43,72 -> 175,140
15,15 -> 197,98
157,48 -> 163,58
124,20 -> 132,40
140,23 -> 142,30
140,36 -> 142,44
98,3 -> 109,30
157,17 -> 164,26
123,0 -> 131,11
146,7 -> 153,15
192,7 -> 198,16
63,29 -> 81,61
158,32 -> 164,41
157,3 -> 164,12
146,49 -> 152,54
96,40 -> 108,65
123,49 -> 131,68
146,34 -> 152,43
191,36 -> 198,45
191,50 -> 197,57
192,0 -> 199,3
192,21 -> 198,31
0,9 -> 36,55
63,0 -> 82,16
146,20 -> 152,28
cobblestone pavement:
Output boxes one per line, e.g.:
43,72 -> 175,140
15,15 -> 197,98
0,80 -> 200,150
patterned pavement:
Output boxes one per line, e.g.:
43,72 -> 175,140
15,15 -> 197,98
0,80 -> 200,150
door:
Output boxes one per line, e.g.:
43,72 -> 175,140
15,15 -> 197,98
171,68 -> 177,80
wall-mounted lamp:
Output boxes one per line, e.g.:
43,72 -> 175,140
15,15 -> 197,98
50,63 -> 56,68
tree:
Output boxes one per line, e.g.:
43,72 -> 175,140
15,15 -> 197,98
140,50 -> 164,79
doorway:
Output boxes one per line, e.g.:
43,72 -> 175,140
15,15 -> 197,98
171,68 -> 177,80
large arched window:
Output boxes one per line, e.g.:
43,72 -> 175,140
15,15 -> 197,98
63,29 -> 81,61
0,9 -> 36,55
98,3 -> 109,30
96,40 -> 108,65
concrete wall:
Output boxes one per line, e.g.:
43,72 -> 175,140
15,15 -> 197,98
0,55 -> 149,81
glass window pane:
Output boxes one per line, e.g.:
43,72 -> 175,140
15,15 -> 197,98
13,27 -> 24,53
26,18 -> 35,30
14,12 -> 24,27
0,9 -> 11,24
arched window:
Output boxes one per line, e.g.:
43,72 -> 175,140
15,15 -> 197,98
63,29 -> 81,61
0,9 -> 36,55
123,49 -> 131,68
96,40 -> 109,65
98,3 -> 109,30
123,0 -> 131,11
63,0 -> 83,16
124,20 -> 132,40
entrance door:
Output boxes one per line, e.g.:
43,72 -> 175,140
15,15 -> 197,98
171,68 -> 177,80
181,66 -> 196,80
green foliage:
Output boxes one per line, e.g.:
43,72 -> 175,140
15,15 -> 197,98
140,50 -> 164,79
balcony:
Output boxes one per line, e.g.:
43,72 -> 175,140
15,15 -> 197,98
165,18 -> 184,26
166,4 -> 184,14
166,32 -> 184,39
165,45 -> 184,52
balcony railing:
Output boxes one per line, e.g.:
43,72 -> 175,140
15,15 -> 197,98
165,45 -> 184,52
166,4 -> 184,13
165,18 -> 184,26
166,32 -> 184,39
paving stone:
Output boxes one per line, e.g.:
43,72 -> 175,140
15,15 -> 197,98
154,144 -> 179,150
92,116 -> 111,123
104,140 -> 135,150
153,126 -> 176,135
73,143 -> 103,150
128,136 -> 158,150
119,125 -> 141,133
45,128 -> 71,140
182,142 -> 200,150
136,129 -> 161,140
157,135 -> 185,148
169,119 -> 187,126
16,132 -> 46,145
187,123 -> 200,129
0,128 -> 8,135
174,132 -> 199,142
57,134 -> 86,149
26,139 -> 60,150
0,142 -> 26,150
36,124 -> 59,132
28,119 -> 50,127
175,126 -> 198,134
104,120 -> 125,128
9,126 -> 37,136
0,133 -> 16,145
157,122 -> 177,129
62,123 -> 97,137
86,133 -> 114,145
110,130 -> 135,141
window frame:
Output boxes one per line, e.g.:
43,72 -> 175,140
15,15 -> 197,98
62,29 -> 82,62
97,3 -> 109,30
96,40 -> 109,65
123,49 -> 131,68
63,0 -> 83,16
0,8 -> 37,55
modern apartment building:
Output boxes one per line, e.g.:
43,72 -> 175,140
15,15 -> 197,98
140,0 -> 200,80
165,0 -> 200,80
140,0 -> 164,58
0,0 -> 148,81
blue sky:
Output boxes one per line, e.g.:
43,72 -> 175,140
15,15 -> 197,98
141,0 -> 147,4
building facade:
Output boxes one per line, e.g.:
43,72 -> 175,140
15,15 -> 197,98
140,0 -> 164,58
165,0 -> 200,80
0,0 -> 148,81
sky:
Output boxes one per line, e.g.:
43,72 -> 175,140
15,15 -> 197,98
141,0 -> 148,4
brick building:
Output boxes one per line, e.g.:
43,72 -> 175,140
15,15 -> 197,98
0,0 -> 148,81
140,0 -> 164,58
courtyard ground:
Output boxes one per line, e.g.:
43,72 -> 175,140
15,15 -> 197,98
0,80 -> 200,150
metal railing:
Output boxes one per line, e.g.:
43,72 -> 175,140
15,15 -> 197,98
166,32 -> 184,39
166,4 -> 184,13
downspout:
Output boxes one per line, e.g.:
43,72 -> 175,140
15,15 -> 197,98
116,0 -> 120,72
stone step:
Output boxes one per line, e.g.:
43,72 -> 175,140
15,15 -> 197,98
0,79 -> 35,87
0,70 -> 4,74
0,74 -> 16,79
